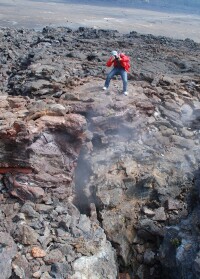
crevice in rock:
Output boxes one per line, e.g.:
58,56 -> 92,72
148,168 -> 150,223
111,241 -> 133,277
73,151 -> 93,216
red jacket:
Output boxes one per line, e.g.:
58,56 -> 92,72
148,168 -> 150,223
106,53 -> 130,72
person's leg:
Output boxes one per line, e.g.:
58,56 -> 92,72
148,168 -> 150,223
104,68 -> 118,89
120,69 -> 128,93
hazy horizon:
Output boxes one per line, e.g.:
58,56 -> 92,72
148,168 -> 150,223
0,0 -> 200,42
27,0 -> 200,13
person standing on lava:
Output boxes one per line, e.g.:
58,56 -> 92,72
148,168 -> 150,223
103,50 -> 130,96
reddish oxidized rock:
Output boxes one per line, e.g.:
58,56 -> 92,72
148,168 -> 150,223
3,173 -> 44,201
0,167 -> 32,174
31,247 -> 46,258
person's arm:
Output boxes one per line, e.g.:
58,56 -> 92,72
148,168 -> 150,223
106,56 -> 115,67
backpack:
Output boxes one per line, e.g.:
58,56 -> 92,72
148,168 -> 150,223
121,54 -> 130,71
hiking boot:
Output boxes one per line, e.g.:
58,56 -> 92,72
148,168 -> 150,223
103,86 -> 107,90
123,91 -> 128,96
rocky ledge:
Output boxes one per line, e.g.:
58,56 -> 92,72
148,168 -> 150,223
0,26 -> 200,279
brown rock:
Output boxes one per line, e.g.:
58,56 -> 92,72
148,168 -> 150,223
37,113 -> 86,136
31,247 -> 46,258
7,97 -> 27,109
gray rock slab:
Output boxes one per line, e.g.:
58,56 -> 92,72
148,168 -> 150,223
153,207 -> 167,221
0,232 -> 17,279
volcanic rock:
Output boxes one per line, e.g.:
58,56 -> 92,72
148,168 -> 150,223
0,232 -> 17,279
31,247 -> 46,258
0,25 -> 199,279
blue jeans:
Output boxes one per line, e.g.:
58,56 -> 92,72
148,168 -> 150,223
104,67 -> 127,92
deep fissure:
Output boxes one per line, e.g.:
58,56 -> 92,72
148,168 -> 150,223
72,99 -> 200,278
